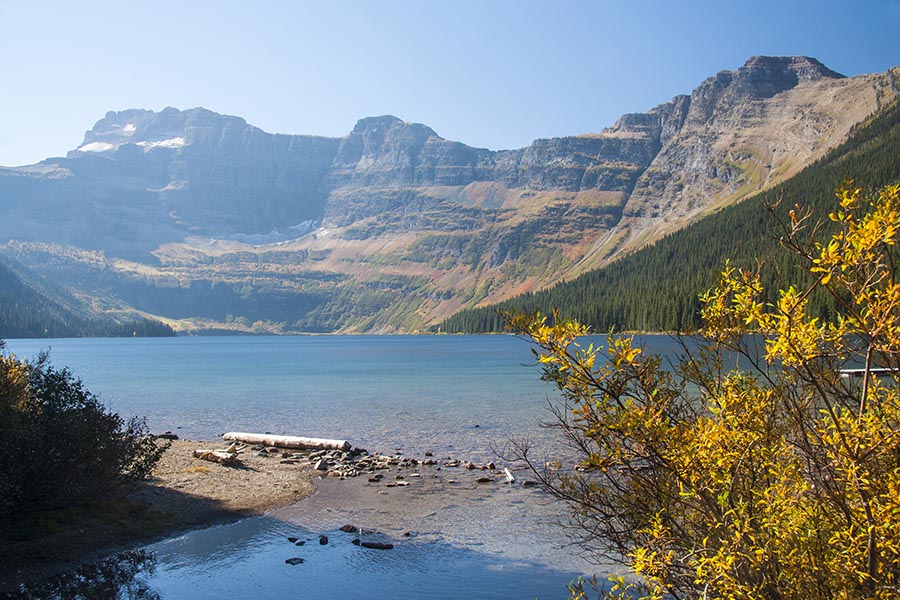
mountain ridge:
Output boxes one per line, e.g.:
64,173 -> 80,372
1,56 -> 897,334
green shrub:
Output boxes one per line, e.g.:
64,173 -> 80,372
0,342 -> 167,516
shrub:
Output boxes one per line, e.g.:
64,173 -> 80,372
508,183 -> 900,599
0,344 -> 167,516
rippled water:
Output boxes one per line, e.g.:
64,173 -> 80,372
5,335 -> 575,462
5,334 -> 685,599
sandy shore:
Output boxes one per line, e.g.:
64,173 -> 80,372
132,439 -> 318,525
1,439 -> 318,590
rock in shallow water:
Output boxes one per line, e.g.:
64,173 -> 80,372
351,539 -> 394,550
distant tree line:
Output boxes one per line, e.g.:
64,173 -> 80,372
439,100 -> 900,334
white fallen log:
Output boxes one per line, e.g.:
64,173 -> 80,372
192,449 -> 239,465
223,432 -> 351,451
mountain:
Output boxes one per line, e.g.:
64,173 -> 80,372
440,97 -> 900,333
1,57 -> 898,334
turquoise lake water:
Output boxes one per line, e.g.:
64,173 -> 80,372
4,334 -> 687,599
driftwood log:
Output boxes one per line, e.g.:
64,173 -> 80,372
223,431 -> 351,451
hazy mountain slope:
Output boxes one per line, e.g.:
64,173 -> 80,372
439,97 -> 900,333
572,57 -> 899,273
1,57 -> 897,333
0,255 -> 174,338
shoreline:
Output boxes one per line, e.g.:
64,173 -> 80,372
1,439 -> 318,591
2,437 -> 541,593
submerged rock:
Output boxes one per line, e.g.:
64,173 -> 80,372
351,538 -> 394,550
361,541 -> 394,550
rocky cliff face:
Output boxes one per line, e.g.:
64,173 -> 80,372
78,107 -> 341,240
320,106 -> 663,227
0,108 -> 342,256
0,56 -> 896,332
579,56 -> 897,268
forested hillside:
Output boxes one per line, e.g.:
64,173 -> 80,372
439,99 -> 900,333
0,256 -> 174,338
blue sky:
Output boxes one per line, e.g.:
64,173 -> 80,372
1,0 -> 898,166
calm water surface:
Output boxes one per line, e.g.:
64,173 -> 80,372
5,334 -> 688,599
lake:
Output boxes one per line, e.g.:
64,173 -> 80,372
4,334 -> 687,599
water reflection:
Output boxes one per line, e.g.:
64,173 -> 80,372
9,506 -> 594,599
10,551 -> 159,600
140,517 -> 590,600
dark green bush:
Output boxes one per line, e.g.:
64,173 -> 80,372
0,342 -> 167,515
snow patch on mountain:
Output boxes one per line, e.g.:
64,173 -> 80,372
77,141 -> 119,153
136,137 -> 186,150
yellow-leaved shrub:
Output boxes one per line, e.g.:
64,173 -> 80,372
508,183 -> 900,599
